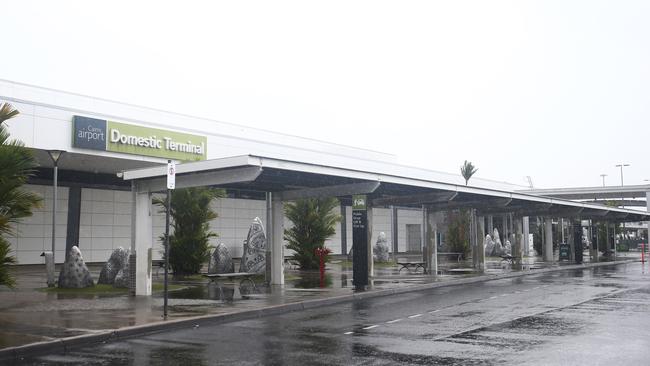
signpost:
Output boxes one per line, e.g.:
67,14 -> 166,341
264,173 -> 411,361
164,160 -> 175,318
352,195 -> 368,290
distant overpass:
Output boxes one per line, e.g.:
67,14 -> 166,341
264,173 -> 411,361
519,184 -> 650,212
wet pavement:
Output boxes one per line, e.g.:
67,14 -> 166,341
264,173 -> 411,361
6,256 -> 650,365
0,253 -> 640,349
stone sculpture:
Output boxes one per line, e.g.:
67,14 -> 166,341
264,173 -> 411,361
113,266 -> 130,288
484,234 -> 495,257
504,239 -> 512,255
208,243 -> 235,274
58,246 -> 94,288
492,228 -> 504,256
240,217 -> 267,274
373,232 -> 390,262
98,247 -> 130,285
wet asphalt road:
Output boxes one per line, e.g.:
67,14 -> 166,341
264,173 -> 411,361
13,262 -> 650,366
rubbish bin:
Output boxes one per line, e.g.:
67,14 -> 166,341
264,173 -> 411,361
559,243 -> 570,261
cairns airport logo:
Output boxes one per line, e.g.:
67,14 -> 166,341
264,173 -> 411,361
72,116 -> 207,160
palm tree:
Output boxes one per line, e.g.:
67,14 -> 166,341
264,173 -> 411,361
284,197 -> 341,270
0,103 -> 42,287
154,187 -> 225,276
460,160 -> 478,186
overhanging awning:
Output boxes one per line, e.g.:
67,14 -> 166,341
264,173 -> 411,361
120,154 -> 650,223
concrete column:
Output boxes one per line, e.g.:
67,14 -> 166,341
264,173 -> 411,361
523,217 -> 530,257
340,203 -> 347,255
477,215 -> 486,272
423,207 -> 431,273
270,195 -> 284,285
590,221 -> 599,262
367,205 -> 374,278
567,220 -> 575,262
645,191 -> 650,248
487,215 -> 494,234
422,207 -> 427,262
134,188 -> 153,296
514,216 -> 523,265
470,211 -> 477,268
544,217 -> 553,261
391,206 -> 398,262
426,208 -> 438,276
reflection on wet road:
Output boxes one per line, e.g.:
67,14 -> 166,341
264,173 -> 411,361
16,263 -> 650,365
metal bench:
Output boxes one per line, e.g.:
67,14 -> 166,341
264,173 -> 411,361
203,272 -> 258,289
396,261 -> 426,273
500,255 -> 515,264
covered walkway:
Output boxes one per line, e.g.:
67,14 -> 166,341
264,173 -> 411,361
121,155 -> 650,295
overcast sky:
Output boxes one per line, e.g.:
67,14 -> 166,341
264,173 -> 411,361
2,1 -> 648,189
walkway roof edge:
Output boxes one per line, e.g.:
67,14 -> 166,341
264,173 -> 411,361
520,185 -> 650,196
119,154 -> 649,219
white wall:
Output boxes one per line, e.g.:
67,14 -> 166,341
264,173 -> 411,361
79,188 -> 132,262
8,184 -> 68,264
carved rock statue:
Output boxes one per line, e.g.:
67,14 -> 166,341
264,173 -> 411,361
240,217 -> 267,274
493,228 -> 504,256
58,246 -> 94,288
373,232 -> 390,262
484,234 -> 495,257
504,239 -> 512,255
209,243 -> 235,274
113,266 -> 130,288
98,247 -> 130,285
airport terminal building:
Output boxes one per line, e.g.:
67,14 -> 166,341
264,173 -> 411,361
3,80 -> 525,265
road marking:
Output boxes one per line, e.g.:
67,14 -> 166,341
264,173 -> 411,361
363,325 -> 379,330
386,318 -> 403,324
523,289 -> 530,292
489,296 -> 498,299
500,294 -> 509,297
428,310 -> 440,314
344,331 -> 354,335
408,314 -> 423,319
533,286 -> 540,289
515,291 -> 522,294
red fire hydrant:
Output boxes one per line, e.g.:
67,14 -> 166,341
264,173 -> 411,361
314,247 -> 332,287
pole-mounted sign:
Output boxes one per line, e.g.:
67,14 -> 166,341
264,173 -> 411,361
167,161 -> 176,190
164,160 -> 174,318
352,195 -> 369,290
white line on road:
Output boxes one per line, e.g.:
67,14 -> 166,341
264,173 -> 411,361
500,294 -> 509,297
408,314 -> 423,319
386,319 -> 403,324
363,325 -> 379,330
428,310 -> 440,314
344,331 -> 354,335
489,296 -> 498,299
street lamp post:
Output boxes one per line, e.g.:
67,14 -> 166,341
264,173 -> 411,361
600,174 -> 607,187
47,150 -> 65,265
615,163 -> 630,186
615,163 -> 630,248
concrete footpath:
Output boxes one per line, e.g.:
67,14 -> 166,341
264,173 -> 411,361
0,254 -> 641,362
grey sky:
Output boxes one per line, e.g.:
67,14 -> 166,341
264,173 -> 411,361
2,0 -> 648,188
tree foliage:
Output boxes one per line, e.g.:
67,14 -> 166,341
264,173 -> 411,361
284,197 -> 341,270
460,160 -> 478,185
154,187 -> 224,276
445,209 -> 471,257
0,103 -> 42,287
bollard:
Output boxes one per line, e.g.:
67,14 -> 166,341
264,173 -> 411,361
642,243 -> 645,263
41,251 -> 55,287
314,247 -> 331,288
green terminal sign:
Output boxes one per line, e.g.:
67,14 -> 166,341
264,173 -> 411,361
352,195 -> 367,210
72,116 -> 207,161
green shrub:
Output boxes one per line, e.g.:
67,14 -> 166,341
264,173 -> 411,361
154,187 -> 224,276
284,198 -> 341,270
